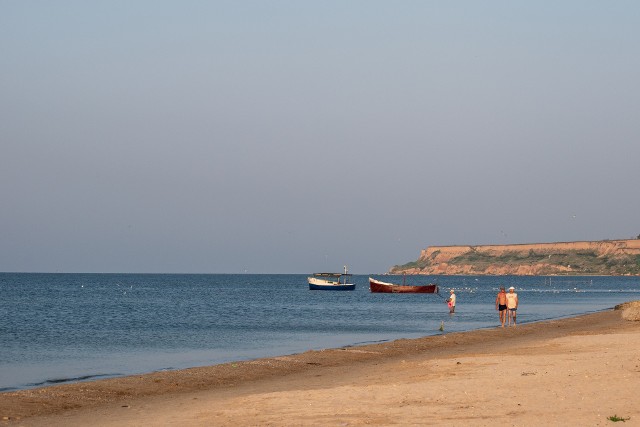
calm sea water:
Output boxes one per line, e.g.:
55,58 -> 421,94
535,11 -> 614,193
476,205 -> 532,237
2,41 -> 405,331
1,273 -> 638,392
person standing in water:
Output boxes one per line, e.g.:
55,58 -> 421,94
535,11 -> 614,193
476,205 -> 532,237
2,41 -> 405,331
447,289 -> 456,313
495,286 -> 508,327
506,286 -> 519,326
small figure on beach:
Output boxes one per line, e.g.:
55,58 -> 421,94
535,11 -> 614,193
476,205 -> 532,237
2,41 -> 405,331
495,286 -> 508,327
506,286 -> 518,326
447,289 -> 456,313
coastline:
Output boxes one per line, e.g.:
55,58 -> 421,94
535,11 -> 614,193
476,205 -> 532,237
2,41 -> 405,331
391,239 -> 640,275
2,304 -> 639,426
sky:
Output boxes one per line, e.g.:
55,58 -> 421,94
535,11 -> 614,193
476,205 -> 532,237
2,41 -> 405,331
1,1 -> 639,274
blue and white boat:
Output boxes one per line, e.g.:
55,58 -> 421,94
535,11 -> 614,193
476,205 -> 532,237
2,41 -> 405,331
308,266 -> 355,291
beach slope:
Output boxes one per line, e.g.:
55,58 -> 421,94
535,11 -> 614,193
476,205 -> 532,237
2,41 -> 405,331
2,305 -> 639,426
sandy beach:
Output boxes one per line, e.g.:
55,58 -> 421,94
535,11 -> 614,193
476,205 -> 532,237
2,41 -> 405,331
2,303 -> 639,426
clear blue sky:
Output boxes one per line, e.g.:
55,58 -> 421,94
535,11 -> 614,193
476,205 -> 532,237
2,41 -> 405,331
2,1 -> 639,273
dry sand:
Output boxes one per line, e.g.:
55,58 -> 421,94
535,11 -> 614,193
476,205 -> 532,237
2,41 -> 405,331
2,303 -> 639,426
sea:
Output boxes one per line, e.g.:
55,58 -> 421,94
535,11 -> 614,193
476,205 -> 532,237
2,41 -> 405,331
1,273 -> 639,392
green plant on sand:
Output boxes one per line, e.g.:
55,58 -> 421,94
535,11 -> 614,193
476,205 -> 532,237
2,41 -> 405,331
607,415 -> 630,422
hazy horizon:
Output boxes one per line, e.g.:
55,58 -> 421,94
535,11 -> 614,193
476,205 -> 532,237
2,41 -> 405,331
2,2 -> 639,274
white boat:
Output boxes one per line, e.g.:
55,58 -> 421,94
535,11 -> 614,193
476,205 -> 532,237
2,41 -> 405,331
308,266 -> 355,291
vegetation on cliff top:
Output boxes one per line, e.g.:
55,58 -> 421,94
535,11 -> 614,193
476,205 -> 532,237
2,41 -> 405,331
391,248 -> 640,276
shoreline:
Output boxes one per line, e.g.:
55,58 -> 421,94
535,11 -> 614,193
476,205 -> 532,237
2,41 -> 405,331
2,303 -> 639,425
0,306 -> 614,394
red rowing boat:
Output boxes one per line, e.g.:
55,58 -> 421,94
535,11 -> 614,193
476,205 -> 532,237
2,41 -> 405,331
369,277 -> 439,294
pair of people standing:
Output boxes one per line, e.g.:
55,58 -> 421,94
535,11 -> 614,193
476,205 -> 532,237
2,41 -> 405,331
495,286 -> 518,327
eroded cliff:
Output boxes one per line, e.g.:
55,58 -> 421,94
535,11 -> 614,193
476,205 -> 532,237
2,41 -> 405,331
390,239 -> 640,275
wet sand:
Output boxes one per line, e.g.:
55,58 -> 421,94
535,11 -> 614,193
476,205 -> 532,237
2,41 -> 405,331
2,303 -> 639,426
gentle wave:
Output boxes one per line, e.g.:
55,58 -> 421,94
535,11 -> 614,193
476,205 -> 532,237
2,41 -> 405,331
26,373 -> 119,388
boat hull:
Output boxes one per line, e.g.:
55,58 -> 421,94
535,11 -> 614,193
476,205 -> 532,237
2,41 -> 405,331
369,278 -> 438,294
308,277 -> 355,291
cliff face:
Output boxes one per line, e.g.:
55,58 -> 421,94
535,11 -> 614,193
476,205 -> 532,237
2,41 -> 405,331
390,239 -> 640,276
